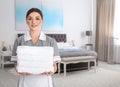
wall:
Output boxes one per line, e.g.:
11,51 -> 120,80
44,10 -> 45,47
0,0 -> 92,49
91,0 -> 96,50
114,0 -> 120,37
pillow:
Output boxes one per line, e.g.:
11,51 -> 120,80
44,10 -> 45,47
57,42 -> 64,49
57,42 -> 76,49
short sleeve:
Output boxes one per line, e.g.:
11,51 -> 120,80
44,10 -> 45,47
52,39 -> 61,62
11,39 -> 19,61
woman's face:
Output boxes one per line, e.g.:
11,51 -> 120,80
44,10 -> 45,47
26,12 -> 43,31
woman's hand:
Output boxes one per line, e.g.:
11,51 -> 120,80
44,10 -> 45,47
42,61 -> 57,76
14,61 -> 57,76
14,61 -> 31,76
42,71 -> 54,76
18,72 -> 31,76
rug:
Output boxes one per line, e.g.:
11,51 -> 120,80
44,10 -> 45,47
8,68 -> 19,76
7,68 -> 120,87
53,68 -> 120,87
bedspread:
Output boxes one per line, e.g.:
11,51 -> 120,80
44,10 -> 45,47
59,48 -> 97,58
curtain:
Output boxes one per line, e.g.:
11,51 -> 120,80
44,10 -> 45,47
96,0 -> 115,63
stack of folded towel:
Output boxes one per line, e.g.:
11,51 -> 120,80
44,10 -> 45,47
16,46 -> 54,74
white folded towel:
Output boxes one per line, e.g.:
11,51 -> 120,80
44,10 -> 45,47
16,46 -> 54,74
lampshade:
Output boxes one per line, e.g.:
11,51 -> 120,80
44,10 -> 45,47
86,30 -> 92,36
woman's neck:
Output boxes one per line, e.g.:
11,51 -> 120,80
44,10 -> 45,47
30,30 -> 41,44
30,30 -> 40,38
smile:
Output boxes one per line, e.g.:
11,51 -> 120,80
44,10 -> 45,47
31,25 -> 37,28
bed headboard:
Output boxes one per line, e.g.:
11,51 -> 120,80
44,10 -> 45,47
46,34 -> 66,42
17,33 -> 24,37
17,33 -> 66,42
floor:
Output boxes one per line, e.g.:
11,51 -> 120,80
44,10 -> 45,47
98,61 -> 120,72
0,61 -> 120,87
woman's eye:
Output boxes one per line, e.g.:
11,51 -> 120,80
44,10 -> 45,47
36,18 -> 40,20
28,18 -> 32,20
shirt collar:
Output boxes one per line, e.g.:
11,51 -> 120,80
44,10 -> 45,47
24,31 -> 46,41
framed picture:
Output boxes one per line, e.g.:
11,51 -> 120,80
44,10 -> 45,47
15,0 -> 63,31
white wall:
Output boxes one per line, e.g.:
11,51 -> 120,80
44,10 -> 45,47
114,0 -> 120,38
0,0 -> 92,49
91,0 -> 96,50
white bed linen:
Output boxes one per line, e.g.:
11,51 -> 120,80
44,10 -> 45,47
17,46 -> 54,74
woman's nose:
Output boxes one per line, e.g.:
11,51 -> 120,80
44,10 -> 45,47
32,19 -> 36,24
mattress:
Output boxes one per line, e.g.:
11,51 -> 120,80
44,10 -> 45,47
59,48 -> 97,58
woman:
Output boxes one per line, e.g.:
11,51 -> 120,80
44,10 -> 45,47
11,8 -> 61,87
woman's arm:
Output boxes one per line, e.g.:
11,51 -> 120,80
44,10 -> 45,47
53,61 -> 57,73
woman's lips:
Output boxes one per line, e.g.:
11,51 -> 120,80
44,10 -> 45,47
31,25 -> 37,28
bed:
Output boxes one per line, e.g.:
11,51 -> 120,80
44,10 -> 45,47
46,34 -> 97,76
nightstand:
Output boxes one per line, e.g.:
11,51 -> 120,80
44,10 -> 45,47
85,44 -> 93,51
0,51 -> 14,69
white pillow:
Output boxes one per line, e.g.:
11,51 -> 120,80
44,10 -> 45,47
57,42 -> 64,49
57,42 -> 72,49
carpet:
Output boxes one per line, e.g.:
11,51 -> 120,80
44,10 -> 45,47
7,68 -> 120,87
53,68 -> 120,87
0,69 -> 18,87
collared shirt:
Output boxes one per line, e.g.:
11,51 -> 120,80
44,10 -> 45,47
24,31 -> 46,41
11,31 -> 61,87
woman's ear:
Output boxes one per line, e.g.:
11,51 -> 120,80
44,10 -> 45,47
26,19 -> 28,25
41,19 -> 43,24
40,19 -> 43,26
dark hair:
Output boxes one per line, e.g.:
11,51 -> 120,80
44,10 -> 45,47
26,8 -> 43,20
